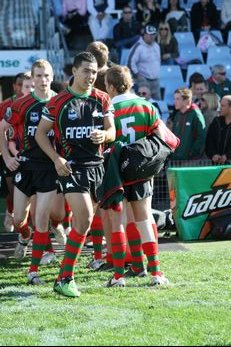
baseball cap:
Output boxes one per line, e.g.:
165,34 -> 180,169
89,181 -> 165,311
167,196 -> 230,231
144,24 -> 157,35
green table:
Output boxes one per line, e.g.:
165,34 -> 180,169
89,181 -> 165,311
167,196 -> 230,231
167,165 -> 231,240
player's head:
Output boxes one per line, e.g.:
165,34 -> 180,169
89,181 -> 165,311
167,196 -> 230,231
105,65 -> 133,97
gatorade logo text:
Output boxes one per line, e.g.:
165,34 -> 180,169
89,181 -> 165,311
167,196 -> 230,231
183,188 -> 231,219
183,168 -> 231,220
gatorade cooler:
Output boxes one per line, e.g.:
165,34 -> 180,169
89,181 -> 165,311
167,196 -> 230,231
167,165 -> 231,240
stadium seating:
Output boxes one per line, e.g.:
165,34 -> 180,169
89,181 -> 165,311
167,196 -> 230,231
156,100 -> 170,123
120,48 -> 130,65
174,32 -> 196,50
160,65 -> 184,89
178,46 -> 204,64
206,46 -> 231,67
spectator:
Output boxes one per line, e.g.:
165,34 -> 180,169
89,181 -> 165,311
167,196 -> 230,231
136,0 -> 161,28
157,21 -> 179,65
221,0 -> 231,43
199,91 -> 220,131
161,0 -> 189,34
113,5 -> 141,61
190,0 -> 220,42
171,87 -> 206,160
205,95 -> 231,164
87,0 -> 115,42
128,23 -> 161,100
188,72 -> 208,106
61,0 -> 88,48
207,64 -> 231,99
137,83 -> 162,115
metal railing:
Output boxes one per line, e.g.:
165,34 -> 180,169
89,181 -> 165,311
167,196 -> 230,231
152,159 -> 231,211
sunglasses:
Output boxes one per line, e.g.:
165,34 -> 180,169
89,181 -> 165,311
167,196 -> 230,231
123,11 -> 132,14
218,72 -> 226,75
159,28 -> 168,31
138,92 -> 147,96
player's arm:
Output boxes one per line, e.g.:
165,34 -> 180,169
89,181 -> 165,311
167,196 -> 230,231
35,118 -> 72,176
0,119 -> 20,171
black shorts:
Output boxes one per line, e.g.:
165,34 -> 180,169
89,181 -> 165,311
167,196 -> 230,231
13,167 -> 58,197
0,155 -> 13,177
58,165 -> 104,203
124,178 -> 154,202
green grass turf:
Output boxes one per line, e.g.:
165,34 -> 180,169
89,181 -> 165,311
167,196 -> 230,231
0,240 -> 230,346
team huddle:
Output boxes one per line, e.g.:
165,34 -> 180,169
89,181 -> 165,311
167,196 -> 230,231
0,50 -> 169,298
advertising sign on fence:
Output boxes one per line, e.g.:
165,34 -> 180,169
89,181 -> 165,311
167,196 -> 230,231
0,50 -> 47,76
167,165 -> 231,240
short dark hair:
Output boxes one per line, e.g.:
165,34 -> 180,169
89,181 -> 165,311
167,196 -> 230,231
73,52 -> 97,69
189,72 -> 205,87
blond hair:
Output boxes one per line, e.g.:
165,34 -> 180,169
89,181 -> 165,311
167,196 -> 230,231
31,59 -> 53,77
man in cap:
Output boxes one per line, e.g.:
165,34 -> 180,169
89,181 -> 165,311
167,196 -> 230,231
128,23 -> 161,100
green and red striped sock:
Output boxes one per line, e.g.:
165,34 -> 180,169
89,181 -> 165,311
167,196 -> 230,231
91,215 -> 104,260
29,230 -> 49,273
45,233 -> 54,253
59,228 -> 86,279
142,242 -> 161,276
126,222 -> 145,272
16,222 -> 31,239
111,231 -> 126,280
63,201 -> 72,231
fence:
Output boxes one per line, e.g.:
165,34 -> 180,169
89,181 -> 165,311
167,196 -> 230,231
152,159 -> 231,211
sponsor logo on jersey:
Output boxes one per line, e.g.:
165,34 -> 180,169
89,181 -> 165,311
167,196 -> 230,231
92,109 -> 103,118
66,182 -> 74,189
68,109 -> 78,120
5,107 -> 12,121
30,112 -> 39,123
66,125 -> 102,139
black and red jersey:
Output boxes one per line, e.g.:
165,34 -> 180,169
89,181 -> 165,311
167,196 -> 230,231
42,87 -> 114,167
0,95 -> 16,121
5,91 -> 56,168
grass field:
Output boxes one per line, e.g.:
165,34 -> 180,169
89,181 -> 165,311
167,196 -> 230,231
0,239 -> 230,346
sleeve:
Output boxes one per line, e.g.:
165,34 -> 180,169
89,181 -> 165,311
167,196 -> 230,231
41,100 -> 55,122
87,0 -> 98,16
4,104 -> 21,126
171,37 -> 179,59
189,110 -> 206,158
105,0 -> 115,14
205,118 -> 219,159
128,43 -> 140,76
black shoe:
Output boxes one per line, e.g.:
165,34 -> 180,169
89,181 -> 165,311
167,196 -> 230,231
124,266 -> 147,278
97,262 -> 114,272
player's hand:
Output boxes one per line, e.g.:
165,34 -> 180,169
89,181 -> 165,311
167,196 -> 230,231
6,156 -> 20,171
54,157 -> 72,176
90,129 -> 106,144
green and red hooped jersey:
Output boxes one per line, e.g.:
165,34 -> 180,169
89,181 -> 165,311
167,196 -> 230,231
42,86 -> 114,167
112,93 -> 160,145
4,91 -> 56,163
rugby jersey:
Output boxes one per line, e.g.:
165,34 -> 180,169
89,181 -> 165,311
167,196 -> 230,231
42,86 -> 114,167
111,92 -> 160,144
4,90 -> 56,168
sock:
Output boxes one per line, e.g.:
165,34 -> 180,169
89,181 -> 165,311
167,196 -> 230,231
45,233 -> 54,253
59,228 -> 86,279
29,230 -> 49,273
111,231 -> 126,280
142,242 -> 161,276
106,252 -> 113,264
126,222 -> 145,272
16,222 -> 31,239
91,215 -> 104,260
6,196 -> 13,214
137,219 -> 161,276
50,219 -> 59,228
63,201 -> 72,231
